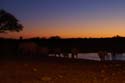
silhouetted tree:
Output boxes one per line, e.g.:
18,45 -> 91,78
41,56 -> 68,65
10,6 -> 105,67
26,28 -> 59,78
49,36 -> 61,39
0,9 -> 23,33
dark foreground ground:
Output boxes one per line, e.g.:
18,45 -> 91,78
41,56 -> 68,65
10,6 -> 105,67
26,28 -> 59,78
0,57 -> 125,83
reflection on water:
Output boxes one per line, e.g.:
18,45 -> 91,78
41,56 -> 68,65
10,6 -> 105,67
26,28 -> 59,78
78,53 -> 100,61
49,53 -> 125,61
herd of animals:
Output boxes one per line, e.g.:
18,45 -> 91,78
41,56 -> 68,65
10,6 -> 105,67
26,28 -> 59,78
0,41 -> 123,61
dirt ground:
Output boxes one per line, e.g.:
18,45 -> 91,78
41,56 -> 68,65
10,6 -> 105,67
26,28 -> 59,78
0,57 -> 125,83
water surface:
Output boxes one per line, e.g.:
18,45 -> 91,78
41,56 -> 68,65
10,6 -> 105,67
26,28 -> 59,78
50,53 -> 125,61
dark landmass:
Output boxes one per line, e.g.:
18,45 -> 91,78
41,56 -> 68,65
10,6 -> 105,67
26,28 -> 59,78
0,36 -> 125,54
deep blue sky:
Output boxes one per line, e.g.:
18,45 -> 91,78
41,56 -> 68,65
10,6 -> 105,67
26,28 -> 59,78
1,0 -> 125,38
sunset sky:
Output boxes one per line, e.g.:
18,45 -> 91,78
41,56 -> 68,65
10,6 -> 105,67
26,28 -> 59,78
1,0 -> 125,38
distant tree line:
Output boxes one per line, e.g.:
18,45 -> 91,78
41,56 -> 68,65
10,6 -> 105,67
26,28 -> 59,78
1,36 -> 125,53
26,36 -> 125,53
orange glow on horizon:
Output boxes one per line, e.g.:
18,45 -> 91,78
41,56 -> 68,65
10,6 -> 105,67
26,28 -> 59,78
1,17 -> 125,39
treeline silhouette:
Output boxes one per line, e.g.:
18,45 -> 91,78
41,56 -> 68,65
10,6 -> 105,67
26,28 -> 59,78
1,36 -> 125,51
0,36 -> 125,58
29,36 -> 125,53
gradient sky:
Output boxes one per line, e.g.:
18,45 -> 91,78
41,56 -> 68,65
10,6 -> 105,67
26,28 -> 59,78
1,0 -> 125,38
